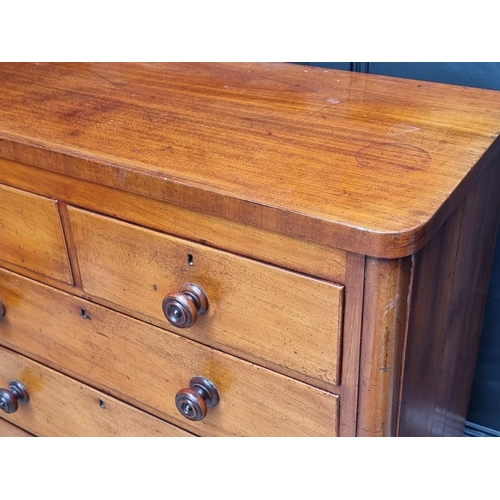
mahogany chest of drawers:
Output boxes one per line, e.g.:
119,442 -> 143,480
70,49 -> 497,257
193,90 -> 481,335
0,63 -> 499,436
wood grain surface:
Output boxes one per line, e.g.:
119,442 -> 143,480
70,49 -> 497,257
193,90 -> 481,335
0,269 -> 340,437
0,183 -> 72,283
0,417 -> 33,437
1,63 -> 500,257
69,207 -> 344,387
0,157 -> 347,284
0,346 -> 192,436
399,158 -> 500,436
356,257 -> 412,436
1,63 -> 499,438
338,252 -> 365,436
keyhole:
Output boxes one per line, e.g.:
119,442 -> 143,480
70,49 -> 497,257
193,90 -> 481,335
187,254 -> 194,266
81,308 -> 91,320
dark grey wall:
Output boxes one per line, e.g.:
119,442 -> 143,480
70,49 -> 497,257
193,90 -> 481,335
302,62 -> 500,431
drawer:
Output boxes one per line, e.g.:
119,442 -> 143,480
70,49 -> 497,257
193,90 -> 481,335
68,207 -> 344,387
0,345 -> 191,436
0,184 -> 72,283
0,417 -> 32,437
0,269 -> 340,436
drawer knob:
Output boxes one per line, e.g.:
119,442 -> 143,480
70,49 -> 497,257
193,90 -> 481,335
175,376 -> 219,421
162,284 -> 208,329
0,298 -> 5,319
0,380 -> 29,414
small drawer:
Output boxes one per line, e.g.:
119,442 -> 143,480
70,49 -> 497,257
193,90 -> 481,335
0,345 -> 191,437
0,184 -> 72,284
68,207 -> 344,387
0,269 -> 340,436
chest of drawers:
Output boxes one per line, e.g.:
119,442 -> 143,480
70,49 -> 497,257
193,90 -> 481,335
0,63 -> 499,436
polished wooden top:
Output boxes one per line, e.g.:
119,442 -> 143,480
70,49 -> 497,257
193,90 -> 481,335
1,62 -> 499,258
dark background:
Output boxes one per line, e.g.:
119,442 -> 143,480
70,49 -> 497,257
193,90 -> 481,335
299,62 -> 500,432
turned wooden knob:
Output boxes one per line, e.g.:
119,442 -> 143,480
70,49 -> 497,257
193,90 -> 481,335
162,284 -> 208,329
0,380 -> 29,414
175,376 -> 219,421
0,299 -> 5,319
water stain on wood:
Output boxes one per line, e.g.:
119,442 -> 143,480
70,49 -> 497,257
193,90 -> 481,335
356,143 -> 431,172
19,367 -> 44,394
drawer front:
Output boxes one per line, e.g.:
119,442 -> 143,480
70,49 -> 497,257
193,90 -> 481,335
0,345 -> 191,437
69,207 -> 344,387
0,269 -> 340,436
0,184 -> 72,283
0,417 -> 32,437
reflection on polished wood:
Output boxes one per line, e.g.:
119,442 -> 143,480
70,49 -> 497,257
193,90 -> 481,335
0,63 -> 499,436
1,63 -> 500,257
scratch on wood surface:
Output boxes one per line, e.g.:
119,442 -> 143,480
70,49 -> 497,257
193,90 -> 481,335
142,108 -> 153,122
147,358 -> 171,381
298,100 -> 340,123
148,250 -> 159,265
387,123 -> 421,137
383,294 -> 400,317
87,69 -> 121,88
89,347 -> 110,374
332,258 -> 346,271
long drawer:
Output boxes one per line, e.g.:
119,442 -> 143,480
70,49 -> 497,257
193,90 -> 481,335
0,268 -> 340,436
68,207 -> 344,387
0,346 -> 191,436
0,417 -> 33,437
